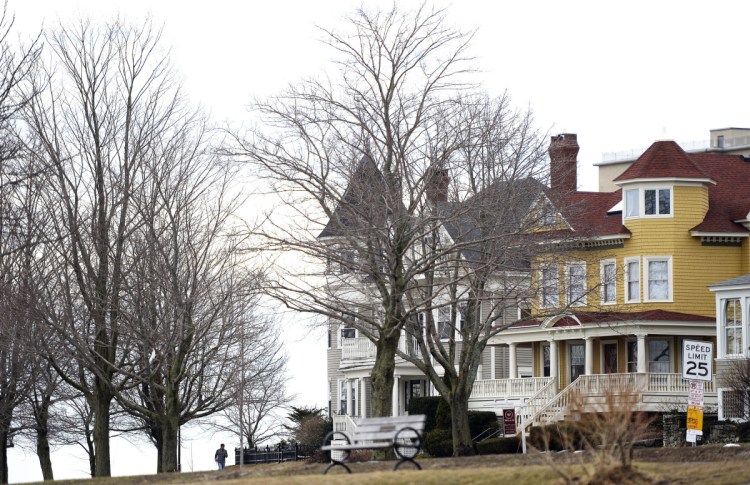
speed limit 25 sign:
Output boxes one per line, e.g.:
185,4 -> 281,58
682,340 -> 713,381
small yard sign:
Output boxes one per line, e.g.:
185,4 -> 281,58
686,404 -> 704,431
502,409 -> 517,435
682,340 -> 713,381
688,380 -> 704,406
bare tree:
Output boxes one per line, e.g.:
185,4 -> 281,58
22,18 -> 183,477
234,3 -> 474,419
220,311 -> 289,450
392,92 -> 554,455
720,358 -> 750,421
110,114 -> 264,473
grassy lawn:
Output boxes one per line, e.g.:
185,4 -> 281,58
39,446 -> 750,485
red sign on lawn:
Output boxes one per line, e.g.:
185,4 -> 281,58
503,408 -> 517,435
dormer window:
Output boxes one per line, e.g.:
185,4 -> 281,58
624,187 -> 672,218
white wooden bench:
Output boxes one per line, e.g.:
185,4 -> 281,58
320,414 -> 426,474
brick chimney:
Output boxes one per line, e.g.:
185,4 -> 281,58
426,168 -> 450,203
549,133 -> 579,194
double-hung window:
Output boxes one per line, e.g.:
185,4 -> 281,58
645,257 -> 671,301
724,298 -> 743,355
566,263 -> 586,306
541,265 -> 559,307
625,258 -> 640,303
601,260 -> 616,304
437,306 -> 452,339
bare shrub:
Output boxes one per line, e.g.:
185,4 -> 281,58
537,383 -> 655,485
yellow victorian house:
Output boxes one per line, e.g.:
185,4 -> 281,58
487,133 -> 750,426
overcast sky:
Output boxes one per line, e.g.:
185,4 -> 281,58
8,0 -> 750,482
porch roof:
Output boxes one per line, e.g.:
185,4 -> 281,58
503,309 -> 713,330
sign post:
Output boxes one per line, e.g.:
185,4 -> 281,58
682,340 -> 713,446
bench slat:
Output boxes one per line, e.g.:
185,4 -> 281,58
354,415 -> 425,426
321,443 -> 391,451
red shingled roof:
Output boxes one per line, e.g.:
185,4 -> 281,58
550,140 -> 750,237
506,309 -> 713,330
613,140 -> 712,182
556,190 -> 630,238
689,153 -> 750,232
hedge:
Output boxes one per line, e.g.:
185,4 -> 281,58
424,429 -> 453,457
476,436 -> 521,455
407,396 -> 441,433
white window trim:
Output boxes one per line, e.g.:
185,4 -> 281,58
622,186 -> 674,220
517,300 -> 532,321
338,320 -> 357,348
565,262 -> 587,307
721,297 -> 745,358
624,189 -> 639,220
642,188 -> 673,218
643,256 -> 673,303
540,264 -> 559,309
600,259 -> 617,306
624,257 -> 641,304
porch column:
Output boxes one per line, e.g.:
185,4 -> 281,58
392,375 -> 400,416
361,378 -> 368,418
637,334 -> 647,373
346,379 -> 353,416
490,346 -> 497,380
585,337 -> 594,375
355,378 -> 361,416
508,343 -> 518,379
549,340 -> 559,390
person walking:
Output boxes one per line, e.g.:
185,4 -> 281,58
215,443 -> 228,470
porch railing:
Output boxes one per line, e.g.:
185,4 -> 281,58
341,336 -> 419,361
646,373 -> 716,394
519,377 -> 558,427
332,414 -> 357,435
471,377 -> 553,400
526,373 -> 717,429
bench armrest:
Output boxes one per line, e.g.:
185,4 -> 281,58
393,426 -> 423,459
321,430 -> 351,449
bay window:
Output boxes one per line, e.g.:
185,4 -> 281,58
623,187 -> 672,218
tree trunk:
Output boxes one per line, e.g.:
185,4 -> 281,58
93,384 -> 112,477
370,332 -> 400,417
0,428 -> 8,484
36,429 -> 53,480
159,415 -> 179,473
450,386 -> 474,456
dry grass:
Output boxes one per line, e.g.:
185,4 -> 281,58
36,446 -> 750,485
